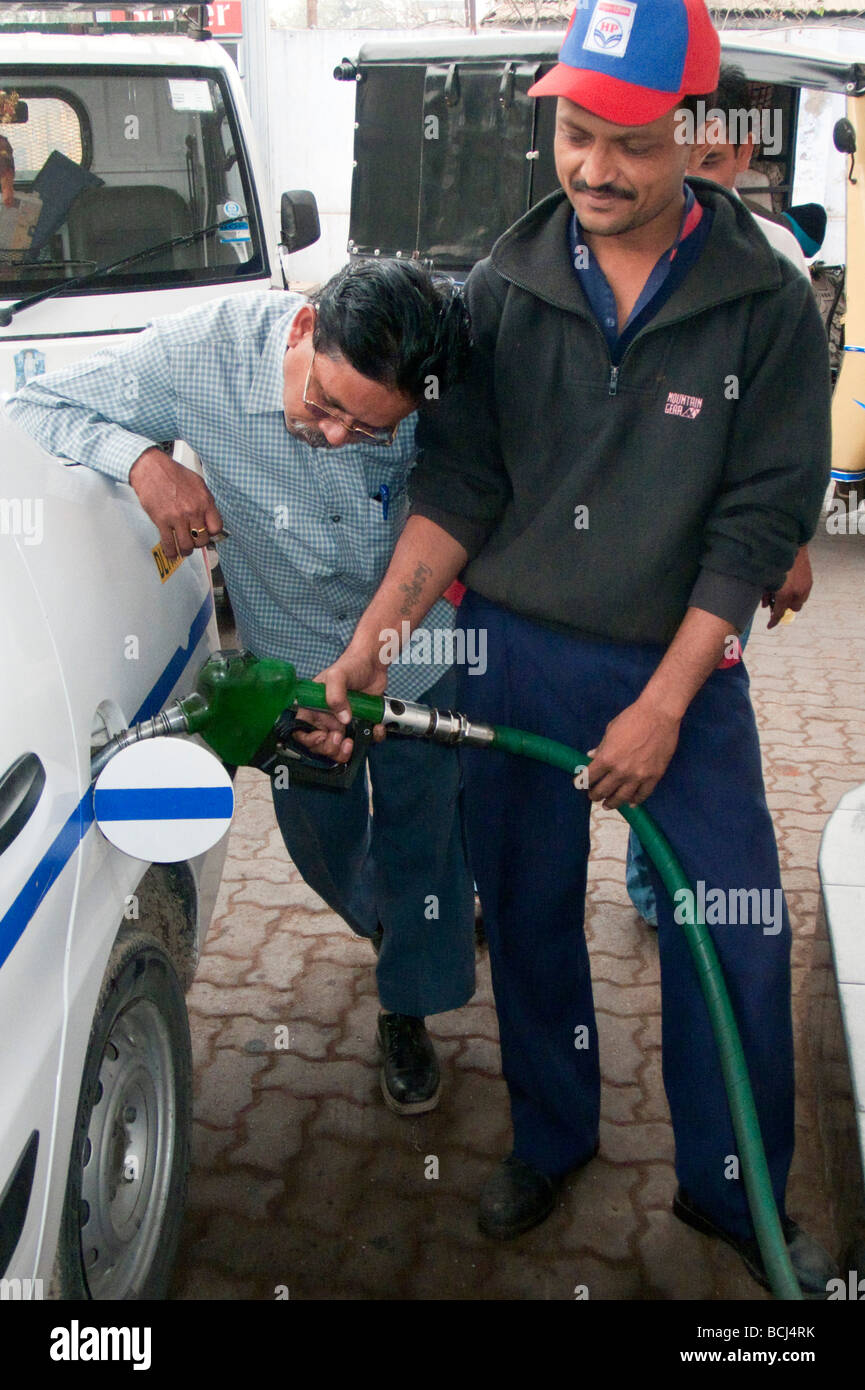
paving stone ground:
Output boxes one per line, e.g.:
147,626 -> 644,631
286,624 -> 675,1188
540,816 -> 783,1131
171,516 -> 865,1301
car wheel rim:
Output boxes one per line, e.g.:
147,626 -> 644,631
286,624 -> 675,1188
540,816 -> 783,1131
79,996 -> 176,1299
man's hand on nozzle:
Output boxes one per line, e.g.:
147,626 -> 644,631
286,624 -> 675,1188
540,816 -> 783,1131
129,447 -> 224,559
290,648 -> 389,765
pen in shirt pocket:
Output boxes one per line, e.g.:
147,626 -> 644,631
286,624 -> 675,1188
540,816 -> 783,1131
374,483 -> 390,520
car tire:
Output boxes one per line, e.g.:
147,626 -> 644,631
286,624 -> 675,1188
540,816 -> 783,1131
57,930 -> 192,1300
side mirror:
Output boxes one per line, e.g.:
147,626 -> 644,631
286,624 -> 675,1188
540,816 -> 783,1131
280,190 -> 320,254
833,117 -> 857,155
833,118 -> 858,185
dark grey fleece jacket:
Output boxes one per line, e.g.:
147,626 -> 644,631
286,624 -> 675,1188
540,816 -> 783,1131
411,178 -> 831,644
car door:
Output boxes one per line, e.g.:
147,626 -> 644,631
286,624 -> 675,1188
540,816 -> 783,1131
0,528 -> 82,1286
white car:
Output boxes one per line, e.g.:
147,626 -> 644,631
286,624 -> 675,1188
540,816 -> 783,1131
0,6 -> 318,1300
0,432 -> 226,1300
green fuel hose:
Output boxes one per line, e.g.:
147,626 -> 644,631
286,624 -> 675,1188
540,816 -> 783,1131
290,678 -> 803,1300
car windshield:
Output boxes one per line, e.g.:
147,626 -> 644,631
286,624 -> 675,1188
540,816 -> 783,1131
0,66 -> 264,294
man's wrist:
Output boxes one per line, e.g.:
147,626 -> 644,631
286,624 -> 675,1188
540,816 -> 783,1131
350,593 -> 425,671
128,445 -> 171,489
637,607 -> 735,722
635,683 -> 688,725
344,626 -> 390,677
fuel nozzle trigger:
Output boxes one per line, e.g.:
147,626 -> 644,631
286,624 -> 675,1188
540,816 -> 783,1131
251,709 -> 373,790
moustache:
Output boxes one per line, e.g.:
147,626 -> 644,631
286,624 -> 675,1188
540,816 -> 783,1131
284,416 -> 334,449
571,182 -> 636,201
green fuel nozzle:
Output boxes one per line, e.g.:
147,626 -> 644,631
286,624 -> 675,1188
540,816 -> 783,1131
176,649 -> 495,761
90,650 -> 302,777
90,649 -> 496,781
177,650 -> 308,765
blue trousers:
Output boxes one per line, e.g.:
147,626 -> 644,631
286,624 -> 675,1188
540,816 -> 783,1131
271,667 -> 476,1018
626,618 -> 755,925
455,591 -> 794,1240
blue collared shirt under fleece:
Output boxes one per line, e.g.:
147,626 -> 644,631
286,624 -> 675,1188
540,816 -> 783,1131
5,291 -> 455,699
568,183 -> 713,360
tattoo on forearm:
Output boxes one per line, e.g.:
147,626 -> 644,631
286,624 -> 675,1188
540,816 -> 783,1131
398,562 -> 433,617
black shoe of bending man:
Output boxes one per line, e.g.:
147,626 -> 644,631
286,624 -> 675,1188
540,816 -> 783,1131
377,1012 -> 441,1115
673,1187 -> 839,1298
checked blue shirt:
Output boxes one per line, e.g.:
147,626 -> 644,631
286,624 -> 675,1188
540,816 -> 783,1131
6,291 -> 455,699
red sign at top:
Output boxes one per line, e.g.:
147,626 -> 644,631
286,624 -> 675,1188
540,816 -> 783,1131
108,5 -> 242,32
207,2 -> 242,32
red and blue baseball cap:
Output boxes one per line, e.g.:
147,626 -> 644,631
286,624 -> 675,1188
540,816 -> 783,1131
528,0 -> 720,126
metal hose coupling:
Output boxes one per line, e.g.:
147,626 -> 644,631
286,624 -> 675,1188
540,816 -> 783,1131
380,697 -> 496,747
90,702 -> 190,779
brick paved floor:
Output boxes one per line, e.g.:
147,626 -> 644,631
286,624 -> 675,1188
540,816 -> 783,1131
171,517 -> 865,1300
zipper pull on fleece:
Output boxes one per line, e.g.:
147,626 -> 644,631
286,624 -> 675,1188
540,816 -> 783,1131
608,365 -> 619,397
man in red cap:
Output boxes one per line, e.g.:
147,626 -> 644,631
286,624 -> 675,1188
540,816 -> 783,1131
317,0 -> 837,1294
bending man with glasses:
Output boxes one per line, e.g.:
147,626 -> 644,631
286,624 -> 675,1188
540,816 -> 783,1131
6,259 -> 477,1116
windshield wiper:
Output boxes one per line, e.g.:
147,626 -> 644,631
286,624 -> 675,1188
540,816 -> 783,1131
0,216 -> 243,327
0,258 -> 97,270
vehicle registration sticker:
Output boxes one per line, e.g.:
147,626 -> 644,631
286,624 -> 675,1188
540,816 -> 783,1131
152,542 -> 184,583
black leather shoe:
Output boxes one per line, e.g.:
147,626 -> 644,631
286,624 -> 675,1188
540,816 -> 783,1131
478,1156 -> 561,1240
377,1012 -> 441,1115
673,1186 -> 839,1298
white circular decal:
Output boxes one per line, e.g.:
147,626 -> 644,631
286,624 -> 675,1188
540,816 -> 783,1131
94,737 -> 234,863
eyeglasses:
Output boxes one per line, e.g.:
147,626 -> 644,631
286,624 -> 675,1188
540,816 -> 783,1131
302,351 -> 397,445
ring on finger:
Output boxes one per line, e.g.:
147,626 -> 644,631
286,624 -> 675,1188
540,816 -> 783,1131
190,526 -> 208,540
